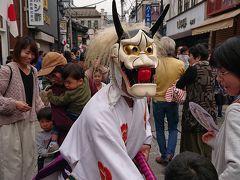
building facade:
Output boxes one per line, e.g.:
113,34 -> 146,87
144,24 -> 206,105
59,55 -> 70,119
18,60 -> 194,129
34,0 -> 59,52
166,0 -> 240,49
0,0 -> 61,64
166,0 -> 208,47
192,0 -> 240,49
70,6 -> 109,44
129,0 -> 170,25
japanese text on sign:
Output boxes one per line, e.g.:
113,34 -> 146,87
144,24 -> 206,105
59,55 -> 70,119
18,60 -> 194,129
145,4 -> 152,27
28,0 -> 44,26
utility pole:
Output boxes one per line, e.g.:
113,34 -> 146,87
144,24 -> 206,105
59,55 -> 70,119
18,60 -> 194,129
69,0 -> 73,49
57,0 -> 61,51
135,0 -> 138,23
160,0 -> 164,34
121,0 -> 124,21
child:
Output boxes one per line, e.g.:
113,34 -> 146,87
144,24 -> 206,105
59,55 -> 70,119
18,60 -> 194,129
36,107 -> 59,171
90,67 -> 107,96
47,63 -> 91,121
165,151 -> 218,180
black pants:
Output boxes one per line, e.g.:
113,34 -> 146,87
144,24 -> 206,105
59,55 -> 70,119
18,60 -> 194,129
37,156 -> 45,171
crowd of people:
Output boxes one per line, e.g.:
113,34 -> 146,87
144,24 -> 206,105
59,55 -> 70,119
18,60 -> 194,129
0,7 -> 240,179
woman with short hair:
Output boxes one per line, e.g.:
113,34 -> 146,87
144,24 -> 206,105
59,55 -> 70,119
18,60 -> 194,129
176,43 -> 217,159
0,36 -> 44,180
202,36 -> 240,180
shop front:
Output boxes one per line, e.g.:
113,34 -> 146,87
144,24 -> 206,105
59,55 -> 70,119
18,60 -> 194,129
192,0 -> 240,49
166,2 -> 207,48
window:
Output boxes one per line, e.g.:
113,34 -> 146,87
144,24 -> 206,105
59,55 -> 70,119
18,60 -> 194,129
88,20 -> 91,28
94,20 -> 98,29
191,0 -> 196,7
178,0 -> 183,14
0,16 -> 3,28
184,0 -> 190,11
80,20 -> 85,26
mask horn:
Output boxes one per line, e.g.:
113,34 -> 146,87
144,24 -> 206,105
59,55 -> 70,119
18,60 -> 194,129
112,0 -> 124,40
149,4 -> 170,37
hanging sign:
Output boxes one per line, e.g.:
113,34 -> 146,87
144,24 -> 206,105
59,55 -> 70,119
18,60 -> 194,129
145,4 -> 152,27
28,0 -> 44,26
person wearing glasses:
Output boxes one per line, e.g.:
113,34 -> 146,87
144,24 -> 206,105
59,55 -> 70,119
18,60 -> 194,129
202,36 -> 240,180
176,43 -> 217,160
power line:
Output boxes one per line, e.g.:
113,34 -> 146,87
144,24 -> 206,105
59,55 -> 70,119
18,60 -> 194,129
76,0 -> 107,8
127,0 -> 135,12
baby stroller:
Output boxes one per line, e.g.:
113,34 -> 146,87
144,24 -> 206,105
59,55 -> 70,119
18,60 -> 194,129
33,151 -> 157,180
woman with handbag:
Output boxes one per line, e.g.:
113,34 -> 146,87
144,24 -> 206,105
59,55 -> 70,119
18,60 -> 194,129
0,36 -> 44,180
176,43 -> 217,160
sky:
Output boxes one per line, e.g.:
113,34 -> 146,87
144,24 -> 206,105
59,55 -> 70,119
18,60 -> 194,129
73,0 -> 124,15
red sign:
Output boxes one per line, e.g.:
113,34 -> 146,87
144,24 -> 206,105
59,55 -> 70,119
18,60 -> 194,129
207,0 -> 240,16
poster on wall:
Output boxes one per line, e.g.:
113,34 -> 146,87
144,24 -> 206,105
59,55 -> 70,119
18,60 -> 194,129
28,0 -> 44,26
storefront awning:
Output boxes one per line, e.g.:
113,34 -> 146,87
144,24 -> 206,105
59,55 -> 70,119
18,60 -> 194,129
192,8 -> 240,35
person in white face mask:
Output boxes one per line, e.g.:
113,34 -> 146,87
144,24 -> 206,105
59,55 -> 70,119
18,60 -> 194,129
177,46 -> 189,70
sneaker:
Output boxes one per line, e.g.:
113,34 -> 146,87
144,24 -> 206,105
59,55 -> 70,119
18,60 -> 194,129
155,156 -> 168,165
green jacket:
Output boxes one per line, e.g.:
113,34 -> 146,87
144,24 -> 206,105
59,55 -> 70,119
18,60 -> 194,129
48,77 -> 91,114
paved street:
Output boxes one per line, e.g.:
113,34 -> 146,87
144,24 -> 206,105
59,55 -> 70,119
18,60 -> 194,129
34,105 -> 226,179
148,104 -> 226,180
148,106 -> 181,180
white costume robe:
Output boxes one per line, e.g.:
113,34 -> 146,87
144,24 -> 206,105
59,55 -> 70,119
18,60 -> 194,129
60,84 -> 152,180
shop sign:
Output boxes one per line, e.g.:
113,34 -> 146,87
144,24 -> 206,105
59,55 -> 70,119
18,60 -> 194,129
190,19 -> 196,25
177,18 -> 187,29
43,0 -> 48,11
145,4 -> 152,27
177,18 -> 196,29
166,2 -> 205,36
207,0 -> 240,16
28,0 -> 44,26
60,20 -> 67,33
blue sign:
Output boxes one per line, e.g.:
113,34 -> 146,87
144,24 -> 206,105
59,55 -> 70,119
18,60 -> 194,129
145,4 -> 152,27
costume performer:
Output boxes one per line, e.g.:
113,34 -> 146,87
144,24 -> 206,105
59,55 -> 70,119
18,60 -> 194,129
34,1 -> 169,179
59,1 -> 169,179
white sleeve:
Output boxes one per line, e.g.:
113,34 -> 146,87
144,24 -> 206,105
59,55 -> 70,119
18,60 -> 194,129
219,104 -> 240,180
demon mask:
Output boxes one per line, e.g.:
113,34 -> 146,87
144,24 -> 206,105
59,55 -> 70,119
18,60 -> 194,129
111,0 -> 169,97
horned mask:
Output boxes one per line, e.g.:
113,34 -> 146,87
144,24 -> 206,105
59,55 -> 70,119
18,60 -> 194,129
111,0 -> 169,97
